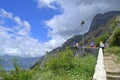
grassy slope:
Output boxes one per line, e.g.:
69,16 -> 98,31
31,48 -> 96,80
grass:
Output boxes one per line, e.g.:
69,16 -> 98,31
31,55 -> 96,80
0,69 -> 35,80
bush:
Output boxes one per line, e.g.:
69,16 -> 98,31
110,18 -> 118,30
31,55 -> 96,80
110,27 -> 120,46
45,47 -> 74,71
32,47 -> 97,80
95,33 -> 110,46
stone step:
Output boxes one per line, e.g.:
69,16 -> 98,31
107,74 -> 120,80
107,71 -> 120,76
0,78 -> 3,80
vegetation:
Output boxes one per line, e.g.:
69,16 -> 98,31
45,47 -> 74,71
104,16 -> 120,62
0,58 -> 35,80
95,33 -> 110,46
0,47 -> 96,80
31,47 -> 96,80
110,27 -> 120,46
110,18 -> 118,30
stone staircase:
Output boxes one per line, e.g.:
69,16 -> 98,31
104,55 -> 120,80
107,71 -> 120,80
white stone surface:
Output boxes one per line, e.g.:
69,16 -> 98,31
93,48 -> 107,80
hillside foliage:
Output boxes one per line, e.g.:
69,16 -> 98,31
31,47 -> 96,80
110,27 -> 120,46
95,33 -> 110,46
0,47 -> 96,80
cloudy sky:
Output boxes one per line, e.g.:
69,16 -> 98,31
0,0 -> 120,57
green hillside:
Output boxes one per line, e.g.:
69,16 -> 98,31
31,47 -> 96,80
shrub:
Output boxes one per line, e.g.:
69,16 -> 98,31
45,47 -> 74,71
110,18 -> 118,30
110,27 -> 120,46
31,55 -> 96,80
95,33 -> 110,46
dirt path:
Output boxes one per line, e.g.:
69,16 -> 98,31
104,54 -> 120,80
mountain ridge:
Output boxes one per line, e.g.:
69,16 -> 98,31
89,11 -> 120,32
62,11 -> 120,48
32,11 -> 120,68
0,55 -> 41,71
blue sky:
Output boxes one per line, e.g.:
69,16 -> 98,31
0,0 -> 61,42
0,0 -> 120,57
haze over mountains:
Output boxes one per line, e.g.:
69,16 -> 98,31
0,55 -> 40,71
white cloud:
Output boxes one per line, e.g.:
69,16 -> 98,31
35,0 -> 120,51
35,0 -> 58,9
0,9 -> 13,18
0,8 -> 66,57
0,9 -> 46,57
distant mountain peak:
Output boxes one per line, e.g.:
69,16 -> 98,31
89,11 -> 120,32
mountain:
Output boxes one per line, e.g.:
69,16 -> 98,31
89,11 -> 120,32
32,11 -> 120,68
62,11 -> 120,47
0,55 -> 41,71
62,35 -> 82,48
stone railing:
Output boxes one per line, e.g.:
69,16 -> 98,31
93,48 -> 107,80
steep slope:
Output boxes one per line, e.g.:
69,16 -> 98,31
62,11 -> 120,47
32,11 -> 120,68
89,11 -> 120,32
62,35 -> 82,48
